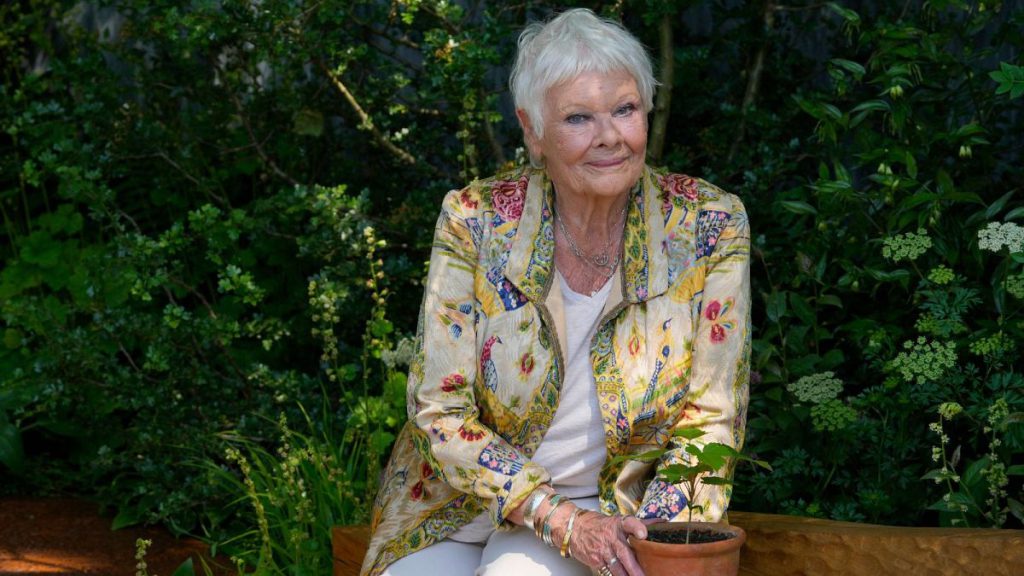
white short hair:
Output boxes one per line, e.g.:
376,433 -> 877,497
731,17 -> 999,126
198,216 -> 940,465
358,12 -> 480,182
510,8 -> 657,140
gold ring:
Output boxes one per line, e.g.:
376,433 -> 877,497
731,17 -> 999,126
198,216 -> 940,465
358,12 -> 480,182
599,566 -> 613,576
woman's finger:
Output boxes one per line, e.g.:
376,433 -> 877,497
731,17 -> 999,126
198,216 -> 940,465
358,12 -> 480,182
612,537 -> 644,576
621,515 -> 649,540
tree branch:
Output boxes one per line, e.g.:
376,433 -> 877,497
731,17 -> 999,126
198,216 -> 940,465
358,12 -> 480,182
227,91 -> 301,187
482,107 -> 507,166
649,12 -> 674,164
728,1 -> 775,166
319,59 -> 441,175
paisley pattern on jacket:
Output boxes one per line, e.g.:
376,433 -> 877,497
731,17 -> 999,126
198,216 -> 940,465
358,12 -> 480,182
361,165 -> 751,576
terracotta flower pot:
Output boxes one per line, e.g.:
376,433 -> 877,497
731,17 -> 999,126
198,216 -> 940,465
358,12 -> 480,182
628,521 -> 746,576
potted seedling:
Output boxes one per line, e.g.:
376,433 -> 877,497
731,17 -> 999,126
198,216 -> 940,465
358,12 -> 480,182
623,428 -> 771,576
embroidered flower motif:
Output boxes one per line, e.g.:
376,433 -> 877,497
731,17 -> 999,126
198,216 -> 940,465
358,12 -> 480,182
460,189 -> 479,209
629,335 -> 641,356
639,481 -> 687,520
477,440 -> 526,476
519,352 -> 534,375
704,298 -> 735,343
441,373 -> 465,392
492,178 -> 526,222
410,480 -> 426,500
421,461 -> 435,479
458,424 -> 486,442
658,173 -> 700,202
480,336 -> 502,391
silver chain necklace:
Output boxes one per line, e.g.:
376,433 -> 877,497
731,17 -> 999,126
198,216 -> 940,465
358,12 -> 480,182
554,201 -> 627,276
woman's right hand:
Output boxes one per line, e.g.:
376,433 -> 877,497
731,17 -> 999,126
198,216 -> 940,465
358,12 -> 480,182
565,509 -> 649,576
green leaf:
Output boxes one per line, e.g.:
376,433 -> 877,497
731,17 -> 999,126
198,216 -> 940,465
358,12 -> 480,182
702,442 -> 741,462
904,151 -> 918,179
827,2 -> 860,24
111,507 -> 142,530
866,268 -> 911,283
830,58 -> 865,78
985,190 -> 1015,219
850,100 -> 891,114
701,477 -> 733,486
672,428 -> 707,440
0,411 -> 25,474
790,293 -> 816,325
171,558 -> 196,576
817,294 -> 843,308
293,109 -> 324,137
3,329 -> 22,349
898,191 -> 939,211
779,200 -> 818,215
1004,207 -> 1024,221
1009,498 -> 1023,523
766,291 -> 787,322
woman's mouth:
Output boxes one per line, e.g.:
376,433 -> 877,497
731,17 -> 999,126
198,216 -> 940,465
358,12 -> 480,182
588,157 -> 627,168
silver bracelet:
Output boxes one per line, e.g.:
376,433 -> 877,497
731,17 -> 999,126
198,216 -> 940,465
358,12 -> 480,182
523,490 -> 549,530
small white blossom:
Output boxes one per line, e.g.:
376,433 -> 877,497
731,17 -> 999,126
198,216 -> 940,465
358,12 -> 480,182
978,221 -> 1024,253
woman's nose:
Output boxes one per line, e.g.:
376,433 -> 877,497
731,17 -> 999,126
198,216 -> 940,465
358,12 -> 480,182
594,114 -> 623,148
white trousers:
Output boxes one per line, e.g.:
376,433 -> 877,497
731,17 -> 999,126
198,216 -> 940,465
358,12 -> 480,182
381,497 -> 599,576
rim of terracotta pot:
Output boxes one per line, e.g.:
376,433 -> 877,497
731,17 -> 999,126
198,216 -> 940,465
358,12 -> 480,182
629,522 -> 746,559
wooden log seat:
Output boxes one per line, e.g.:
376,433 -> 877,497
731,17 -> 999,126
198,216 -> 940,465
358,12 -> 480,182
333,511 -> 1024,576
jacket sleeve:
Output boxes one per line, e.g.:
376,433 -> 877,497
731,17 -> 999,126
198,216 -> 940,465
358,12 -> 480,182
640,194 -> 751,522
407,188 -> 550,526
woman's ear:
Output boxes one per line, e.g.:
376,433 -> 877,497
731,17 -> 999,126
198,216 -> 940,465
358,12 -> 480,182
516,109 -> 543,167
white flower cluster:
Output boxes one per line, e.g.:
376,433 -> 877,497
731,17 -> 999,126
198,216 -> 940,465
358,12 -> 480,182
978,221 -> 1024,253
787,371 -> 844,404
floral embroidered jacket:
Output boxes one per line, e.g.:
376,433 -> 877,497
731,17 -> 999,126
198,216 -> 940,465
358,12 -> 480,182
361,165 -> 750,576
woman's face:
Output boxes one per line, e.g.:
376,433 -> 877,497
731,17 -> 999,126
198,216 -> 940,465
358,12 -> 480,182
521,69 -> 648,203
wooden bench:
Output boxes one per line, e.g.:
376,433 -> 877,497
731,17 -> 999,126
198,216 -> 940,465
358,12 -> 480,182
334,512 -> 1024,576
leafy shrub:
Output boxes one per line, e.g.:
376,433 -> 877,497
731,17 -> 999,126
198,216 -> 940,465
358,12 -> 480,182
1,1 -> 1022,556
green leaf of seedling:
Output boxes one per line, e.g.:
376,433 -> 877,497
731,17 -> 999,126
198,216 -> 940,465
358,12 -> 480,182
672,428 -> 707,441
697,443 -> 738,470
612,448 -> 666,465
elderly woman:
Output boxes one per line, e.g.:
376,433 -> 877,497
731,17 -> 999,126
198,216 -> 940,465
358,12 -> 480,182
361,8 -> 750,576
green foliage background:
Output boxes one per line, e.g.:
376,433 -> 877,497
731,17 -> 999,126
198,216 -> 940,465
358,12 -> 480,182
2,0 -> 1023,569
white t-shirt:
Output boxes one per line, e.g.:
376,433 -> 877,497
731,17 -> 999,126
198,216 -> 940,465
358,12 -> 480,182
449,270 -> 610,542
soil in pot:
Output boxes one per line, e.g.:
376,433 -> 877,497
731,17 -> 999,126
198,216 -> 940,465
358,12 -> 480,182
646,527 -> 734,545
630,522 -> 746,576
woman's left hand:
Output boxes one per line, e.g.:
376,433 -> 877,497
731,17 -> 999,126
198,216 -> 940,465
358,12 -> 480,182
567,511 -> 651,576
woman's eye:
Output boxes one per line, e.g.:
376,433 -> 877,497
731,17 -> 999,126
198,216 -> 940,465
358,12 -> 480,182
615,103 -> 637,116
566,114 -> 588,124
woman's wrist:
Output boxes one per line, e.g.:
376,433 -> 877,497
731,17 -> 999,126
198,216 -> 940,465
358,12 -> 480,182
510,485 -> 554,527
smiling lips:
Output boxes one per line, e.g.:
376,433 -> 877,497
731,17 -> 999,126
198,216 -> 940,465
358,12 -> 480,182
588,156 -> 628,168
